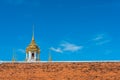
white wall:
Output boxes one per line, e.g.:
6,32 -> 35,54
26,51 -> 37,62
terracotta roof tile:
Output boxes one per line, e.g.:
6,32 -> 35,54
0,62 -> 119,80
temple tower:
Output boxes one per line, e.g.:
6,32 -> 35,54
26,26 -> 40,62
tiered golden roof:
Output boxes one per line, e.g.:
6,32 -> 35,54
26,27 -> 40,53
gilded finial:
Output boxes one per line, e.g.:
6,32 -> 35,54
12,48 -> 16,62
48,50 -> 52,62
32,24 -> 34,41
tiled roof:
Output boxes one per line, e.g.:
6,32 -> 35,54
0,62 -> 119,80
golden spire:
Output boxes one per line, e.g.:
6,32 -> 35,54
26,25 -> 40,54
12,49 -> 16,62
32,24 -> 34,41
48,51 -> 52,62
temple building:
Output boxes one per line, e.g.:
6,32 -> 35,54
26,27 -> 40,62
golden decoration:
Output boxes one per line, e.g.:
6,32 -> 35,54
48,51 -> 52,62
12,48 -> 16,62
26,25 -> 40,54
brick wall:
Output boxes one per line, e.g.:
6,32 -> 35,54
0,62 -> 120,80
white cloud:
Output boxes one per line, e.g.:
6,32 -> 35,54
50,41 -> 83,53
96,40 -> 111,45
93,34 -> 104,41
60,42 -> 83,52
17,49 -> 25,53
92,34 -> 111,45
50,47 -> 63,53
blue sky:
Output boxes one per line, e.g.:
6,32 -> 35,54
0,0 -> 120,61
